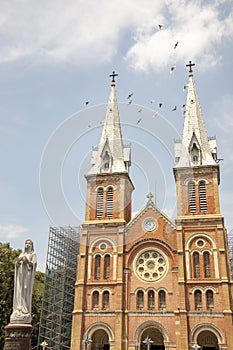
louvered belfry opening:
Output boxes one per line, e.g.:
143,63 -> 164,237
199,180 -> 207,212
96,187 -> 104,218
106,186 -> 113,217
188,181 -> 196,213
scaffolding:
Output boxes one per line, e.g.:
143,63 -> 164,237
38,226 -> 80,350
228,229 -> 233,279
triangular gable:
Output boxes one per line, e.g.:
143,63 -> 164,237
126,198 -> 176,231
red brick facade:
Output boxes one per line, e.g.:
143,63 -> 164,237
71,78 -> 233,350
71,160 -> 233,349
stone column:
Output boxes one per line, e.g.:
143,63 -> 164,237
4,323 -> 33,350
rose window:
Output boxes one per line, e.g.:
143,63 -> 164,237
135,250 -> 167,281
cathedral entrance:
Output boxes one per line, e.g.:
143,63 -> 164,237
140,328 -> 165,350
91,329 -> 110,350
197,330 -> 219,350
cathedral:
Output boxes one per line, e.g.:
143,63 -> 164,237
70,64 -> 233,350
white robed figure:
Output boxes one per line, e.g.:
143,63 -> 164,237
10,239 -> 37,323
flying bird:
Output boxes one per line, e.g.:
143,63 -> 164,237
170,66 -> 176,74
127,93 -> 134,99
172,106 -> 177,111
159,103 -> 163,108
158,24 -> 164,30
174,41 -> 179,49
136,118 -> 142,124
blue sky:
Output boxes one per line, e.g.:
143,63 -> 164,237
0,0 -> 233,271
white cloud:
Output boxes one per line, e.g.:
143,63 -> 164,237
0,0 -> 162,65
0,225 -> 29,239
0,0 -> 232,70
126,0 -> 233,71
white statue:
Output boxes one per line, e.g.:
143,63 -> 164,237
10,239 -> 37,323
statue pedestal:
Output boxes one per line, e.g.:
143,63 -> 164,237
4,323 -> 33,350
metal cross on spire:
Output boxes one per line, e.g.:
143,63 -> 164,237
109,71 -> 118,86
147,192 -> 154,202
186,60 -> 195,74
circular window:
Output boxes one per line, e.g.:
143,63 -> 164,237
197,240 -> 204,247
135,249 -> 168,282
143,218 -> 157,232
99,243 -> 107,250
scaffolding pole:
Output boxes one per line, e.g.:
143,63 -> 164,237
38,226 -> 80,350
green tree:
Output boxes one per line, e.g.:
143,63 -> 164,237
0,242 -> 45,349
0,243 -> 21,349
31,271 -> 45,348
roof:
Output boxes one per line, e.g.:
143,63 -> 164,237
88,83 -> 131,175
175,72 -> 217,167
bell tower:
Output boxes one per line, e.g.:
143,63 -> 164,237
71,72 -> 134,350
84,71 -> 134,225
173,62 -> 233,349
174,61 -> 220,218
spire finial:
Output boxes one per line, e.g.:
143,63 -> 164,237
186,60 -> 195,75
147,192 -> 154,203
109,71 -> 118,86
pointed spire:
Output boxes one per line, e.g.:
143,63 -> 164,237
88,72 -> 131,175
175,62 -> 217,167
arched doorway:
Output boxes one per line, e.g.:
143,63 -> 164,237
197,331 -> 219,350
91,329 -> 110,350
140,328 -> 165,350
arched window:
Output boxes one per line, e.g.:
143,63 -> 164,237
191,143 -> 199,164
148,290 -> 154,310
158,290 -> 166,309
94,255 -> 101,280
137,290 -> 144,310
206,290 -> 214,309
194,290 -> 202,310
104,254 -> 110,279
106,187 -> 113,217
102,151 -> 110,170
188,181 -> 196,213
199,181 -> 207,212
193,155 -> 198,162
193,252 -> 200,278
204,251 -> 211,278
92,291 -> 99,309
102,291 -> 109,310
96,188 -> 104,218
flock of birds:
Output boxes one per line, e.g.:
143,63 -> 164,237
84,24 -> 189,128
